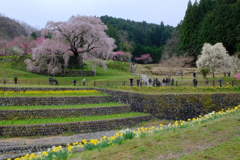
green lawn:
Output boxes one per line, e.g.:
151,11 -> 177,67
0,89 -> 109,97
0,112 -> 149,126
1,57 -> 239,91
106,85 -> 240,94
0,59 -> 139,88
0,102 -> 126,110
69,109 -> 240,160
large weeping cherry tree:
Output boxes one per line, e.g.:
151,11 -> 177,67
196,42 -> 232,77
25,39 -> 70,75
41,15 -> 116,69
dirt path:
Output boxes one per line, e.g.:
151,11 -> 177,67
0,130 -> 118,160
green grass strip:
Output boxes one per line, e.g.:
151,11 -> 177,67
0,93 -> 107,97
107,86 -> 240,94
179,135 -> 240,160
0,102 -> 126,110
0,112 -> 150,126
68,108 -> 240,160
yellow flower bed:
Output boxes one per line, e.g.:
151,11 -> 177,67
0,90 -> 102,96
9,145 -> 75,160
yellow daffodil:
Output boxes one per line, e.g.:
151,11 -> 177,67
68,145 -> 73,151
42,151 -> 48,156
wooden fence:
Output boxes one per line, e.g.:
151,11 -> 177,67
1,79 -> 240,87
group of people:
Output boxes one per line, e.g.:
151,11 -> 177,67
129,77 -> 175,87
2,77 -> 18,85
72,78 -> 86,86
151,77 -> 175,87
48,77 -> 87,86
224,71 -> 231,77
49,77 -> 59,86
193,72 -> 223,87
192,71 -> 198,87
129,71 -> 225,88
176,71 -> 183,77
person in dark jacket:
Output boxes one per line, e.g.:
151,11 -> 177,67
129,77 -> 134,86
14,76 -> 18,84
73,79 -> 77,86
193,78 -> 198,87
218,78 -> 222,87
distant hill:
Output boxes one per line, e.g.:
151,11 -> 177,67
0,16 -> 27,40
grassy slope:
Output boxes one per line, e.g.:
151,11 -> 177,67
1,59 -> 239,94
0,102 -> 125,110
0,59 -> 138,85
0,112 -> 150,125
107,85 -> 240,94
0,92 -> 107,97
69,110 -> 240,160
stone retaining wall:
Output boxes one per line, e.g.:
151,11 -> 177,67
0,115 -> 152,137
40,70 -> 95,77
0,96 -> 111,106
0,143 -> 68,155
0,105 -> 132,120
59,70 -> 95,77
97,89 -> 240,120
0,87 -> 239,120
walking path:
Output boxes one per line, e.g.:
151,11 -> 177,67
0,130 -> 118,160
135,73 -> 149,85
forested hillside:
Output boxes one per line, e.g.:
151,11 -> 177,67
101,0 -> 240,62
100,16 -> 174,62
0,16 -> 27,40
0,14 -> 39,40
178,0 -> 240,58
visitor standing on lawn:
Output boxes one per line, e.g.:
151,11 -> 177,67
206,78 -> 209,86
171,77 -> 174,86
129,77 -> 134,86
193,78 -> 198,87
218,78 -> 222,87
82,78 -> 86,86
55,79 -> 59,86
73,79 -> 77,86
14,76 -> 18,84
3,78 -> 6,85
193,71 -> 197,78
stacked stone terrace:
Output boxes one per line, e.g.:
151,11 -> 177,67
1,87 -> 240,159
0,87 -> 152,159
0,87 -> 152,137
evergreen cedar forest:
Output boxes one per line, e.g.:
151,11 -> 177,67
0,0 -> 239,64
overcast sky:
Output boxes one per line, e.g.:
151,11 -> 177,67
0,0 -> 196,29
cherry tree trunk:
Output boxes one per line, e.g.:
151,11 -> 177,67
68,55 -> 84,69
78,55 -> 84,69
212,67 -> 215,78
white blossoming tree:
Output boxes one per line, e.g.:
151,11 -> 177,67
196,43 -> 232,77
230,56 -> 240,75
25,39 -> 70,75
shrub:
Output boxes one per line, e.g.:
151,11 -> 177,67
199,68 -> 210,78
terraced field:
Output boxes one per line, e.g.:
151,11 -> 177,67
0,88 -> 152,159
